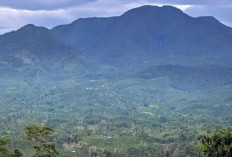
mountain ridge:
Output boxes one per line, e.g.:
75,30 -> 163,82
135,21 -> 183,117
51,5 -> 232,66
0,5 -> 232,69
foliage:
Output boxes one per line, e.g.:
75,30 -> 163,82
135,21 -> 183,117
25,125 -> 58,157
0,136 -> 13,157
198,129 -> 232,157
25,125 -> 54,143
0,136 -> 22,157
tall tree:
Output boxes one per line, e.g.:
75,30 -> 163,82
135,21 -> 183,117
0,136 -> 13,157
0,136 -> 22,157
24,125 -> 58,157
198,129 -> 232,157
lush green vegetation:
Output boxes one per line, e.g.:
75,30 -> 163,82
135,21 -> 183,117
0,135 -> 22,157
1,64 -> 232,156
0,125 -> 58,157
2,125 -> 232,157
24,125 -> 58,157
198,129 -> 232,157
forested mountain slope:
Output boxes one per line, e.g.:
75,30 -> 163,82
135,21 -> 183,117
52,5 -> 232,66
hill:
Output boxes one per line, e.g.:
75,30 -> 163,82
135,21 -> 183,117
0,24 -> 87,79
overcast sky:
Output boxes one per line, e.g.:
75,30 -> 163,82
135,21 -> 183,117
0,0 -> 231,34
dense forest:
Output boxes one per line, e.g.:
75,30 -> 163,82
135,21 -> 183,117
1,125 -> 232,156
1,67 -> 232,157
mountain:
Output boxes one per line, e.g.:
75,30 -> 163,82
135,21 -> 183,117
0,5 -> 232,75
0,24 -> 86,79
51,5 -> 232,67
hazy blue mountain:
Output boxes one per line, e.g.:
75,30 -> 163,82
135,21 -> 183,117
0,24 -> 65,53
0,24 -> 87,79
52,5 -> 232,67
0,5 -> 232,74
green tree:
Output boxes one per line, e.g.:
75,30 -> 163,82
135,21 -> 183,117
0,136 -> 13,157
0,136 -> 22,157
198,129 -> 232,157
13,150 -> 23,157
24,125 -> 58,157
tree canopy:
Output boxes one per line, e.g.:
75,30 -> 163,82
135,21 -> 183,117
24,125 -> 58,157
198,129 -> 232,157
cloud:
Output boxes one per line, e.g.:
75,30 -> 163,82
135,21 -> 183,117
0,27 -> 12,35
148,0 -> 232,5
0,0 -> 97,10
0,6 -> 73,34
185,5 -> 232,27
0,0 -> 231,10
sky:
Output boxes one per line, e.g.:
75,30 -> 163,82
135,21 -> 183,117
0,0 -> 231,34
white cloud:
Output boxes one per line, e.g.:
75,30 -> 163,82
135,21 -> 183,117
0,0 -> 230,10
0,0 -> 96,10
185,5 -> 232,27
0,6 -> 73,34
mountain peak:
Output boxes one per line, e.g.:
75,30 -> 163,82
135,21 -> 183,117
123,5 -> 184,16
19,24 -> 38,31
18,24 -> 48,33
23,24 -> 36,28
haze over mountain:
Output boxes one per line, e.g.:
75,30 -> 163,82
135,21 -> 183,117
0,5 -> 232,73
